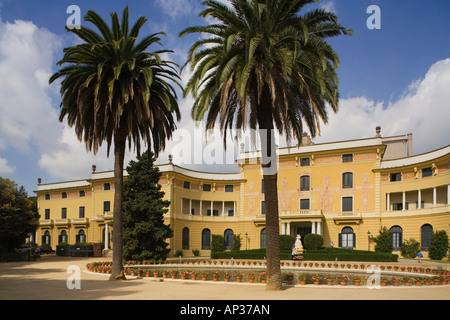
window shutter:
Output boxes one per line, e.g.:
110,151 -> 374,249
338,234 -> 342,247
353,234 -> 356,248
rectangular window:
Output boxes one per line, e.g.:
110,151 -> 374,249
225,185 -> 234,192
300,176 -> 310,191
104,183 -> 111,190
422,167 -> 432,177
261,201 -> 266,215
342,154 -> 353,163
228,210 -> 234,217
300,199 -> 310,210
79,206 -> 85,218
203,184 -> 211,192
342,172 -> 353,189
45,209 -> 50,220
190,208 -> 195,215
393,203 -> 409,211
390,173 -> 402,182
61,208 -> 67,219
261,179 -> 265,194
207,209 -> 219,216
45,193 -> 50,200
183,181 -> 190,189
79,190 -> 85,197
103,201 -> 111,212
62,192 -> 67,199
300,158 -> 310,166
342,197 -> 353,212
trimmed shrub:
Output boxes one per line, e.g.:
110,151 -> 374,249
211,234 -> 224,254
279,235 -> 295,250
429,230 -> 449,260
304,234 -> 324,250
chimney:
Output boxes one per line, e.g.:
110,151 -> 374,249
407,133 -> 413,157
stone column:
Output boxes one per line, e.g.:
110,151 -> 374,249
105,223 -> 109,250
386,193 -> 390,211
311,221 -> 316,234
402,192 -> 406,211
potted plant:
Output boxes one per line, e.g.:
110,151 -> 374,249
392,277 -> 401,286
353,275 -> 362,286
283,273 -> 294,285
234,271 -> 243,282
180,271 -> 188,280
414,276 -> 423,286
212,271 -> 221,281
311,274 -> 321,285
247,273 -> 256,283
189,270 -> 198,280
170,270 -> 178,279
337,275 -> 349,286
259,272 -> 267,284
325,274 -> 334,286
223,271 -> 232,282
380,277 -> 388,286
153,270 -> 160,278
424,276 -> 431,286
403,276 -> 411,286
201,271 -> 210,281
298,274 -> 308,285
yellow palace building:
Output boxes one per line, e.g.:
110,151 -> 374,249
35,127 -> 450,258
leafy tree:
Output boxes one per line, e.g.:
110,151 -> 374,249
401,238 -> 420,259
429,230 -> 449,260
372,227 -> 393,253
122,151 -> 173,262
0,178 -> 39,253
50,6 -> 180,280
180,0 -> 350,290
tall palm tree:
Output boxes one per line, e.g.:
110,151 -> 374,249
50,6 -> 181,280
180,0 -> 351,290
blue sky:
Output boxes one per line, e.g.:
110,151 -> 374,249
0,0 -> 449,195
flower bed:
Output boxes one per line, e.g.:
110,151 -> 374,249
86,260 -> 450,287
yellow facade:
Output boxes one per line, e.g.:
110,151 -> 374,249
35,131 -> 450,258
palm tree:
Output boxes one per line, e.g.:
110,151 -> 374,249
180,0 -> 351,290
50,6 -> 181,280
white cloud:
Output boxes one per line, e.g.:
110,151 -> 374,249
0,19 -> 62,154
154,0 -> 196,18
318,0 -> 337,13
0,157 -> 15,175
313,58 -> 450,155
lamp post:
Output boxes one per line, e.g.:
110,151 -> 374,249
245,232 -> 248,250
367,231 -> 371,251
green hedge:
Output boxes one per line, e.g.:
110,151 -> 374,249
212,248 -> 398,262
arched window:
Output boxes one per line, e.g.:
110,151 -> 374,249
42,231 -> 51,245
224,229 -> 234,250
76,229 -> 86,243
260,228 -> 266,249
300,176 -> 310,191
390,226 -> 403,251
342,172 -> 353,188
339,226 -> 355,249
182,227 -> 190,250
59,230 -> 68,244
201,229 -> 211,250
421,224 -> 433,251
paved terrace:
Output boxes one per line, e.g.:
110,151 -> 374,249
0,255 -> 449,300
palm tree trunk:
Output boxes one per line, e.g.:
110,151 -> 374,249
109,137 -> 127,281
258,86 -> 282,291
